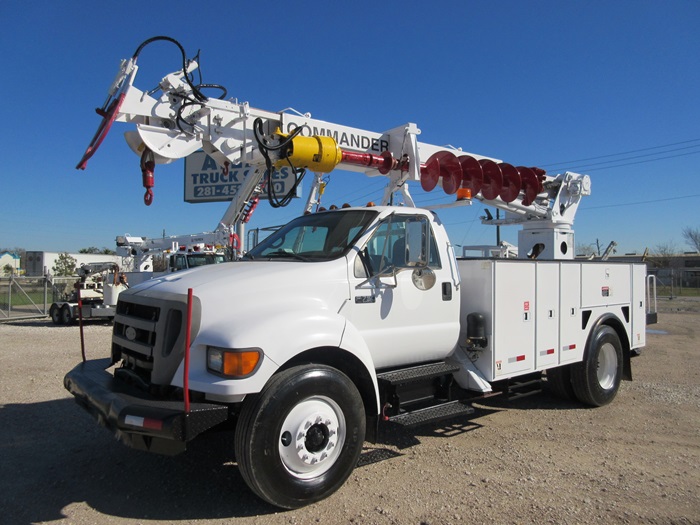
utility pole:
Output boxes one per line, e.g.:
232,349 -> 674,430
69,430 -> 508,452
496,210 -> 501,244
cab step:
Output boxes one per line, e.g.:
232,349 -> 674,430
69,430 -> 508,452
505,375 -> 542,400
377,361 -> 460,386
387,400 -> 475,428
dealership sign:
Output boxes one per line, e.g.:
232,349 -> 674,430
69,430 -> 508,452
184,152 -> 299,203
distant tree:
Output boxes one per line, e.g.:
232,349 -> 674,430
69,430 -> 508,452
682,227 -> 700,252
3,263 -> 14,276
80,246 -> 116,255
152,254 -> 168,272
52,253 -> 77,276
576,242 -> 596,258
649,241 -> 679,268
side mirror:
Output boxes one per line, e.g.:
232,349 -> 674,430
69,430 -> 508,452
405,219 -> 429,267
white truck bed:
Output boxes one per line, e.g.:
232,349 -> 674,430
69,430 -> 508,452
456,258 -> 647,381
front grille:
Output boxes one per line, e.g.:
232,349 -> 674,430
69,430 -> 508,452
111,291 -> 200,388
116,300 -> 160,322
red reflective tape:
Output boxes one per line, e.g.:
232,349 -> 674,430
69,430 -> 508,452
547,348 -> 555,355
125,415 -> 163,430
516,355 -> 526,362
143,418 -> 164,430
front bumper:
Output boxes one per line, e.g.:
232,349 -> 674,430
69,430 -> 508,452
64,358 -> 230,455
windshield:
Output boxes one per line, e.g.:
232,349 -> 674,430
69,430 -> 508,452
187,253 -> 224,267
245,209 -> 378,262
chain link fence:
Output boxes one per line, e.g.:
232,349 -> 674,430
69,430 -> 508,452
647,268 -> 700,297
4,266 -> 695,321
0,276 -> 76,321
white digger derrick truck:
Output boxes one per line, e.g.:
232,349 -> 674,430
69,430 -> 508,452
65,37 -> 657,509
49,262 -> 126,325
115,230 -> 230,285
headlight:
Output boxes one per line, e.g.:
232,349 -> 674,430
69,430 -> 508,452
207,347 -> 262,378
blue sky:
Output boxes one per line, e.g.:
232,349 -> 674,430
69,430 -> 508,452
1,1 -> 698,256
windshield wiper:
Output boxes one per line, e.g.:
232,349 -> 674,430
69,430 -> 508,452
265,250 -> 310,262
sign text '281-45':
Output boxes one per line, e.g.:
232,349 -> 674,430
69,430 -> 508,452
184,152 -> 298,203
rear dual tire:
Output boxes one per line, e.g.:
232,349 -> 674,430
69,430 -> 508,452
570,325 -> 623,407
50,305 -> 73,325
546,365 -> 576,401
50,305 -> 61,325
61,305 -> 73,325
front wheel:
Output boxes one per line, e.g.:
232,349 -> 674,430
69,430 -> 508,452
235,365 -> 366,509
571,325 -> 623,406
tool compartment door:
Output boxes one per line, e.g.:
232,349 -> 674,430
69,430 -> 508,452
581,263 -> 631,308
535,263 -> 559,370
631,263 -> 647,349
493,261 -> 535,377
559,263 -> 584,364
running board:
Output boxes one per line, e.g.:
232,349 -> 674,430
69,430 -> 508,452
387,400 -> 475,428
377,362 -> 460,386
505,377 -> 542,400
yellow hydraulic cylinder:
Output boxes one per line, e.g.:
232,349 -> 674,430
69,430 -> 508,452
276,134 -> 342,173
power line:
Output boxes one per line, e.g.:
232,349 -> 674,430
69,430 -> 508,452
540,138 -> 700,169
581,193 -> 700,210
573,149 -> 700,173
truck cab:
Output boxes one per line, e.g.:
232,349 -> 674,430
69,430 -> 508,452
168,250 -> 226,271
241,206 -> 460,368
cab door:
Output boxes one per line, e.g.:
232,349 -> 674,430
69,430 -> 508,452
344,213 -> 460,369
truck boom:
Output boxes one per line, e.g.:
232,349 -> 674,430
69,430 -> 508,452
77,36 -> 589,260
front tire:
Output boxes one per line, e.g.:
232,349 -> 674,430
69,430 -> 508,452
235,365 -> 366,509
571,325 -> 623,406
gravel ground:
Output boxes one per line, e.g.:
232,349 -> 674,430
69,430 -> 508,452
1,298 -> 698,525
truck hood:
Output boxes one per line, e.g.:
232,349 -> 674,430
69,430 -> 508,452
124,259 -> 350,315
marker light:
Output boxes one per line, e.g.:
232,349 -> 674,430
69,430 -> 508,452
207,347 -> 262,378
456,187 -> 472,201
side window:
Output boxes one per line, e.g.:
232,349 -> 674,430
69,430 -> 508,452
428,232 -> 441,267
171,254 -> 187,271
354,215 -> 441,278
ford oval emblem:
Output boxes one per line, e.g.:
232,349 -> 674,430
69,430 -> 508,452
125,326 -> 137,341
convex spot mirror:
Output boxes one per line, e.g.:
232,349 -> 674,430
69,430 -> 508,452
412,267 -> 436,290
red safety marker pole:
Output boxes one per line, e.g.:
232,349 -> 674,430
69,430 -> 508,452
184,288 -> 193,413
77,288 -> 86,363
